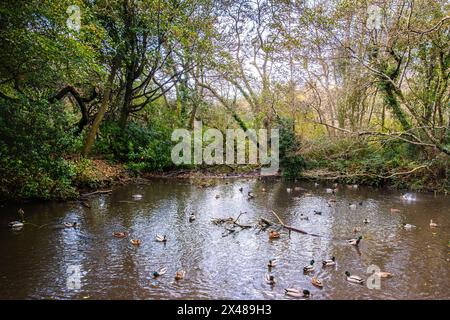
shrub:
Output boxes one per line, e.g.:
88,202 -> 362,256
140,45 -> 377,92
277,117 -> 307,179
0,97 -> 77,200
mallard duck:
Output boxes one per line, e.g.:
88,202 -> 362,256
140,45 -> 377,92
374,271 -> 393,278
64,222 -> 77,228
268,259 -> 277,268
152,267 -> 167,278
325,188 -> 334,194
215,194 -> 220,199
261,188 -> 266,192
313,210 -> 322,215
265,274 -> 275,285
345,271 -> 364,284
189,213 -> 196,222
175,270 -> 186,281
402,223 -> 416,230
155,234 -> 167,242
130,239 -> 141,246
268,230 -> 280,239
8,221 -> 24,229
353,227 -> 360,233
113,232 -> 128,238
304,193 -> 313,196
401,193 -> 416,201
333,183 -> 338,188
363,218 -> 370,224
347,236 -> 362,246
285,288 -> 310,298
322,256 -> 336,266
314,182 -> 319,187
247,192 -> 255,199
132,194 -> 143,200
430,219 -> 438,228
239,187 -> 243,192
390,208 -> 401,213
349,203 -> 357,209
352,184 -> 358,189
300,214 -> 309,221
311,277 -> 323,288
303,260 -> 315,273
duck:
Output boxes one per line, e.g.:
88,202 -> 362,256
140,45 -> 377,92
215,194 -> 220,199
332,183 -> 338,188
265,274 -> 275,285
269,230 -> 280,239
189,213 -> 196,222
285,288 -> 310,298
314,182 -> 319,187
8,221 -> 24,229
345,271 -> 364,284
155,234 -> 167,242
325,188 -> 334,194
286,188 -> 292,193
300,214 -> 309,221
430,219 -> 438,228
239,187 -> 243,192
130,239 -> 141,246
374,271 -> 393,278
303,260 -> 315,273
390,208 -> 401,213
402,223 -> 416,230
261,188 -> 266,192
311,277 -> 323,288
352,184 -> 358,189
347,236 -> 362,246
18,208 -> 25,219
113,232 -> 128,238
322,256 -> 336,266
363,218 -> 370,224
175,270 -> 186,281
267,259 -> 278,269
152,267 -> 167,278
247,192 -> 255,199
64,222 -> 77,228
349,203 -> 357,209
313,210 -> 322,215
132,194 -> 143,200
353,227 -> 360,233
401,193 -> 416,201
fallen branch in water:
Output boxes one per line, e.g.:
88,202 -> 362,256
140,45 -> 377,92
270,210 -> 321,237
302,164 -> 429,181
80,189 -> 112,197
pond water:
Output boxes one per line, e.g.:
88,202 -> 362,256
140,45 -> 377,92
0,178 -> 449,300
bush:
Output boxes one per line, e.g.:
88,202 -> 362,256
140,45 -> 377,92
94,121 -> 174,173
277,117 -> 307,179
0,97 -> 78,200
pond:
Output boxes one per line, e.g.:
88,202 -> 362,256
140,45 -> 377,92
0,178 -> 449,299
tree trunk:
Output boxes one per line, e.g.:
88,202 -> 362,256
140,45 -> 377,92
82,61 -> 119,157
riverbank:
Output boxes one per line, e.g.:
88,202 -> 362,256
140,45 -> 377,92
1,155 -> 448,204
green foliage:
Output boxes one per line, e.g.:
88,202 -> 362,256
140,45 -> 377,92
95,121 -> 174,173
277,117 -> 307,179
72,158 -> 101,189
0,97 -> 77,200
